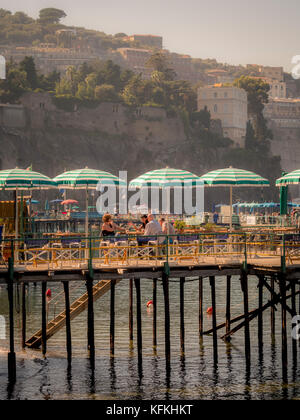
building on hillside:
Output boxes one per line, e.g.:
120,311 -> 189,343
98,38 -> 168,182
123,34 -> 163,49
258,66 -> 284,81
197,85 -> 248,147
205,69 -> 235,85
251,76 -> 287,99
0,46 -> 98,74
264,98 -> 300,128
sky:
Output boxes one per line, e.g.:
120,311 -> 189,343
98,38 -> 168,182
1,0 -> 299,71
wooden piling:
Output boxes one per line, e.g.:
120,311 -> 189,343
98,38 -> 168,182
209,276 -> 218,365
63,281 -> 72,367
21,282 -> 27,349
7,256 -> 16,383
258,276 -> 264,352
129,279 -> 133,343
86,278 -> 95,369
225,275 -> 231,341
241,271 -> 251,367
110,280 -> 116,356
134,278 -> 142,366
180,277 -> 185,355
41,281 -> 47,357
270,276 -> 276,340
291,280 -> 297,363
153,278 -> 157,349
162,272 -> 171,367
199,276 -> 203,336
279,276 -> 288,378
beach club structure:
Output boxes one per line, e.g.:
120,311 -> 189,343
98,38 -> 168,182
0,166 -> 299,385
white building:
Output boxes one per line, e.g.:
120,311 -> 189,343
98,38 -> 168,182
197,85 -> 248,147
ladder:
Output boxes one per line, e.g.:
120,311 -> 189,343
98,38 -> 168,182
25,279 -> 120,349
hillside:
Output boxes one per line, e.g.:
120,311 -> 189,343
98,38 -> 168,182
0,92 -> 281,207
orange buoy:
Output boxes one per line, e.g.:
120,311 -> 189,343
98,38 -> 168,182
207,306 -> 213,315
147,300 -> 153,307
46,289 -> 52,298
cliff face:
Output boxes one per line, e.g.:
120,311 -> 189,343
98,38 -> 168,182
0,93 -> 281,206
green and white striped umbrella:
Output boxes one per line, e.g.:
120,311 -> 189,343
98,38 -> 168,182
199,167 -> 269,230
0,168 -> 56,190
276,169 -> 300,186
129,168 -> 202,188
199,167 -> 270,187
0,168 -> 56,242
54,168 -> 125,242
54,168 -> 125,189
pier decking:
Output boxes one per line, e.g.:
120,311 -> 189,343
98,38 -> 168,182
2,232 -> 300,384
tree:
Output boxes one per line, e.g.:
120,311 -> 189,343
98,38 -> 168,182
146,52 -> 177,81
38,8 -> 66,25
234,76 -> 271,140
94,84 -> 119,102
19,56 -> 38,89
122,75 -> 146,106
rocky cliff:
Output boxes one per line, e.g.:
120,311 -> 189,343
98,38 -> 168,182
0,93 -> 282,206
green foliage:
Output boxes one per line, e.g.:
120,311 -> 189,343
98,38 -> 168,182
38,8 -> 66,25
19,56 -> 38,89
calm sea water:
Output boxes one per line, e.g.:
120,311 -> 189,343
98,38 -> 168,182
0,276 -> 299,400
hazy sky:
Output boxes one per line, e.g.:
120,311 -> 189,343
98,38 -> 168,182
1,0 -> 299,71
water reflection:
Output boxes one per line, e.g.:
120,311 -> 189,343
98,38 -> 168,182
0,276 -> 299,400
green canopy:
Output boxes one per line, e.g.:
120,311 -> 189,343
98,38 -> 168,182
129,167 -> 202,189
199,167 -> 270,230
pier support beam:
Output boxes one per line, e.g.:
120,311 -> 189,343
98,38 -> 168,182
291,280 -> 297,364
86,278 -> 95,369
270,276 -> 276,341
63,281 -> 72,367
7,256 -> 16,383
162,272 -> 171,368
279,275 -> 288,380
199,277 -> 203,337
41,281 -> 47,357
225,275 -> 231,341
134,278 -> 142,367
209,276 -> 218,365
129,279 -> 133,344
258,276 -> 264,354
21,282 -> 27,349
240,271 -> 251,368
110,280 -> 116,356
153,279 -> 157,349
180,277 -> 185,355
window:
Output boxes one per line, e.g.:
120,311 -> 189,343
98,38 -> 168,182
214,104 -> 218,113
224,92 -> 228,98
214,92 -> 218,98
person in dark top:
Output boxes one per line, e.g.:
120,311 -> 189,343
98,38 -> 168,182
101,213 -> 126,237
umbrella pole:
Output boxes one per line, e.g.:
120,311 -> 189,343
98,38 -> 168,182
15,187 -> 18,261
229,186 -> 233,232
85,186 -> 89,261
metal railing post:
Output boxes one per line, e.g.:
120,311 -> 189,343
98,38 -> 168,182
243,233 -> 248,271
281,234 -> 286,273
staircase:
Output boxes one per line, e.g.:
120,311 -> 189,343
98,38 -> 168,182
26,279 -> 120,349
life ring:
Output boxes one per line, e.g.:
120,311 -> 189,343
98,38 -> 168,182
207,306 -> 213,315
147,300 -> 153,307
46,289 -> 52,298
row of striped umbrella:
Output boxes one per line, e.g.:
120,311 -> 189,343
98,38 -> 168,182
0,166 -> 271,237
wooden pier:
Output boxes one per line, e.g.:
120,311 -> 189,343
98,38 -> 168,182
1,233 -> 300,384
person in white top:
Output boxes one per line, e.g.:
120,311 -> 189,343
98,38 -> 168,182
144,214 -> 164,244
